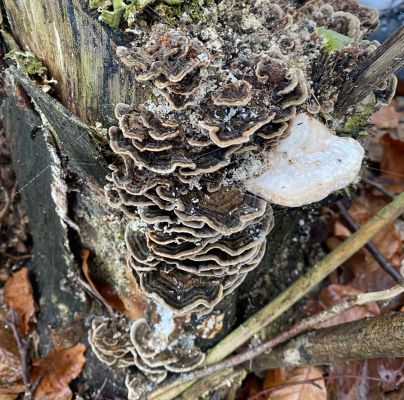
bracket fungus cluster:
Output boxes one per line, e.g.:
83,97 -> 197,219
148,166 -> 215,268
89,317 -> 205,384
101,0 -> 397,383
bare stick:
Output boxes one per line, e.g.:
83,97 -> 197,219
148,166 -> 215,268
363,177 -> 395,201
149,192 -> 404,400
150,286 -> 404,388
335,26 -> 404,115
249,312 -> 404,372
335,201 -> 404,285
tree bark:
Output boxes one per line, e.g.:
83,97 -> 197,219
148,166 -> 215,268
248,312 -> 404,372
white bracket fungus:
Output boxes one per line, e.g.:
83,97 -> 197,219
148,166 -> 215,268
246,113 -> 365,207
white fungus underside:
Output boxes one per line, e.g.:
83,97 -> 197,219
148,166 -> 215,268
246,113 -> 365,207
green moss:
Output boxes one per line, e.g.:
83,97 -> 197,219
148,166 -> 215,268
99,0 -> 126,28
89,0 -> 203,28
164,0 -> 184,4
316,28 -> 353,53
342,102 -> 376,135
5,49 -> 47,76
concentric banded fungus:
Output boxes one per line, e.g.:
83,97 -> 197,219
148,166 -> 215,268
89,317 -> 205,384
107,1 -> 396,316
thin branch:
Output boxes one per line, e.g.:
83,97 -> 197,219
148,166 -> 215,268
335,25 -> 404,115
335,200 -> 404,285
363,177 -> 395,201
150,286 -> 404,388
148,192 -> 404,400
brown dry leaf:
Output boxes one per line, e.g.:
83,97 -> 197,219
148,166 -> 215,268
4,268 -> 35,335
81,249 -> 126,314
317,284 -> 379,329
0,321 -> 22,386
338,191 -> 403,292
263,368 -> 288,397
379,134 -> 404,193
371,104 -> 399,130
237,374 -> 263,400
329,357 -> 404,400
266,367 -> 327,399
328,360 -> 368,400
121,263 -> 147,320
333,221 -> 351,239
31,343 -> 86,400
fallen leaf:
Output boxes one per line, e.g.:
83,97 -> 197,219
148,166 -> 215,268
237,374 -> 263,400
317,284 -> 379,329
0,321 -> 22,386
337,191 -> 403,293
328,357 -> 404,400
371,104 -> 399,130
31,343 -> 86,400
333,221 -> 351,239
263,368 -> 288,396
328,360 -> 369,400
4,268 -> 35,335
266,367 -> 327,399
81,249 -> 125,313
379,134 -> 404,193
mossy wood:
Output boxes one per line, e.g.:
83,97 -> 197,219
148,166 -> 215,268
2,0 -> 149,125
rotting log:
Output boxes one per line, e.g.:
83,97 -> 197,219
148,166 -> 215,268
1,0 -> 145,125
247,312 -> 404,372
2,0 -> 404,398
0,1 -> 313,397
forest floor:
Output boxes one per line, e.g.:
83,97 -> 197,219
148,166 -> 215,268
0,87 -> 403,399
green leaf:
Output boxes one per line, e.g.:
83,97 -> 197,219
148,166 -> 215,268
316,28 -> 353,53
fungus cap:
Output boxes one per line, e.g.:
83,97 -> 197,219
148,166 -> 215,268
246,113 -> 365,207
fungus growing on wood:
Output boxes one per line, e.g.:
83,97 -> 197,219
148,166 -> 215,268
246,113 -> 365,207
106,0 -> 396,317
89,317 -> 205,384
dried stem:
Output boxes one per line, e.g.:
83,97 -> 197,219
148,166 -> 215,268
149,192 -> 404,400
335,200 -> 404,285
363,177 -> 395,201
335,25 -> 404,115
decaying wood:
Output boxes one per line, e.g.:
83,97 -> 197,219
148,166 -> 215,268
0,69 -> 127,397
9,66 -> 108,187
152,285 -> 404,386
336,26 -> 404,115
1,0 -> 150,125
249,312 -> 404,372
149,192 -> 404,400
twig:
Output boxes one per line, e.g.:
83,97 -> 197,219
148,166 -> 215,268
150,286 -> 404,387
0,186 -> 11,219
335,25 -> 404,115
94,378 -> 108,400
248,374 -> 383,400
3,310 -> 32,399
148,192 -> 404,400
335,201 -> 404,285
363,177 -> 395,201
